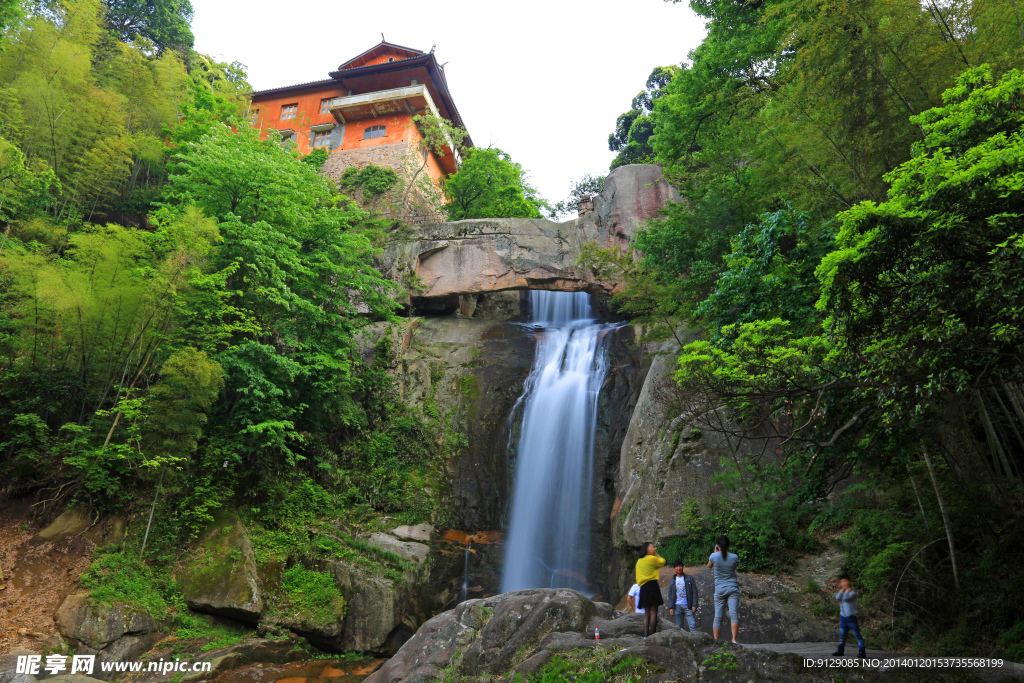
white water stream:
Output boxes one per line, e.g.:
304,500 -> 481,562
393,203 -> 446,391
501,291 -> 618,593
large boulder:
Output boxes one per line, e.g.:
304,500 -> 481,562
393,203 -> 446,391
642,566 -> 833,644
53,593 -> 161,679
390,524 -> 435,543
364,533 -> 430,565
328,562 -> 404,652
34,509 -> 91,542
367,589 -> 609,683
591,164 -> 679,251
54,594 -> 157,651
610,335 -> 774,598
175,512 -> 263,623
381,218 -> 612,300
377,164 -> 679,301
267,550 -> 465,655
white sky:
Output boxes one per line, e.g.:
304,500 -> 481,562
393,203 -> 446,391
191,0 -> 706,206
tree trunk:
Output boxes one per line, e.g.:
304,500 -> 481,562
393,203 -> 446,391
988,387 -> 1023,478
139,467 -> 165,558
906,462 -> 931,531
975,389 -> 1014,478
920,442 -> 960,591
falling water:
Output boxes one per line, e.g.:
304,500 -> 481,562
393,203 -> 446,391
501,290 -> 618,593
460,537 -> 472,602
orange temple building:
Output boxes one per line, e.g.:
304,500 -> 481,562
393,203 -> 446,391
249,41 -> 473,219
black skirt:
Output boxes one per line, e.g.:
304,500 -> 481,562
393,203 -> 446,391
637,580 -> 664,609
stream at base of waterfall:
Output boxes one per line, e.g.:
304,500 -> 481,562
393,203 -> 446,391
500,291 -> 619,594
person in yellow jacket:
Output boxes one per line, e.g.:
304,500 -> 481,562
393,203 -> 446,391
635,542 -> 666,638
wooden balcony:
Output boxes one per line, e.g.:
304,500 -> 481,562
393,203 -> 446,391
326,84 -> 462,169
326,84 -> 437,124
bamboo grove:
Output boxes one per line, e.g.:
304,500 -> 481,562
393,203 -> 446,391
0,0 -> 461,555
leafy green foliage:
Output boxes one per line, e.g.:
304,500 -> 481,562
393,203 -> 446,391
548,174 -> 605,219
700,644 -> 739,672
337,164 -> 399,197
104,0 -> 196,50
300,147 -> 330,170
164,122 -> 399,468
280,565 -> 345,628
818,66 -> 1024,422
171,604 -> 252,651
81,551 -> 169,619
698,208 -> 836,341
147,348 -> 224,466
608,66 -> 677,169
443,148 -> 546,220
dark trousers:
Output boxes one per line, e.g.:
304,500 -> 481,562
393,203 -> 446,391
839,615 -> 865,648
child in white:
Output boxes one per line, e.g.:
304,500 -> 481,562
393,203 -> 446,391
627,582 -> 645,614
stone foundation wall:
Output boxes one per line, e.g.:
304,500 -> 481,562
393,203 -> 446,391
322,142 -> 446,223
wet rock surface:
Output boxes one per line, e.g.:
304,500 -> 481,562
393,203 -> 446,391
363,316 -> 536,532
122,638 -> 311,683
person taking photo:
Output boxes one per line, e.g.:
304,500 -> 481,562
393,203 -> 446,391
635,542 -> 665,639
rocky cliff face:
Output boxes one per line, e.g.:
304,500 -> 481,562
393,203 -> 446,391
589,164 -> 679,251
377,164 -> 676,303
371,314 -> 647,604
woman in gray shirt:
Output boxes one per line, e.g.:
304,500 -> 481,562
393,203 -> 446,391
707,534 -> 740,643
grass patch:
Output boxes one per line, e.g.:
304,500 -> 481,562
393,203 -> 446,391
534,650 -> 662,683
281,565 -> 345,628
171,604 -> 252,651
80,551 -> 169,620
700,644 -> 739,673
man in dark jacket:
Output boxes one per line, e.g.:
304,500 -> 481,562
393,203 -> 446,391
667,561 -> 699,631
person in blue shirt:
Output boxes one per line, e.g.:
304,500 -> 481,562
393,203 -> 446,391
708,535 -> 741,643
667,561 -> 699,631
832,574 -> 866,659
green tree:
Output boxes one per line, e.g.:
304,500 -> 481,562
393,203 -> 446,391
608,66 -> 677,169
163,122 -> 399,469
549,173 -> 604,219
818,65 -> 1024,430
442,148 -> 546,220
104,0 -> 195,51
146,347 -> 223,465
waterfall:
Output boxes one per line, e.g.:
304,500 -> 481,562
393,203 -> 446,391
501,290 -> 617,593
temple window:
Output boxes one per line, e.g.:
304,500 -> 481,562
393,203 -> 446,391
312,130 -> 332,148
319,99 -> 332,114
281,103 -> 298,120
363,125 -> 386,139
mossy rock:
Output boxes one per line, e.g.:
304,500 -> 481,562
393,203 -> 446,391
176,511 -> 264,623
35,508 -> 91,542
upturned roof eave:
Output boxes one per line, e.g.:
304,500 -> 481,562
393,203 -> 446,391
334,40 -> 425,71
251,78 -> 339,98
